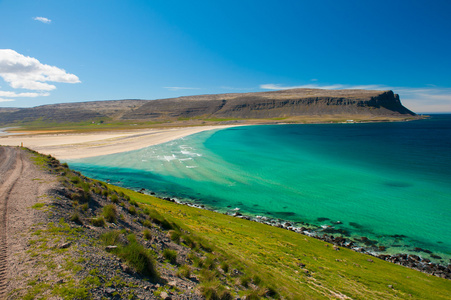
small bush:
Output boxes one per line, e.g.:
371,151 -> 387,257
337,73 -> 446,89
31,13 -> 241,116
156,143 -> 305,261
168,230 -> 181,243
80,203 -> 88,211
100,230 -> 121,245
143,229 -> 152,240
103,204 -> 117,223
181,235 -> 197,249
120,235 -> 158,278
70,212 -> 82,225
71,191 -> 90,203
70,176 -> 81,184
177,265 -> 191,278
62,162 -> 69,168
110,194 -> 119,203
163,248 -> 178,264
199,280 -> 232,300
102,189 -> 109,197
128,206 -> 137,215
203,254 -> 217,271
91,216 -> 105,227
142,219 -> 152,228
129,199 -> 138,206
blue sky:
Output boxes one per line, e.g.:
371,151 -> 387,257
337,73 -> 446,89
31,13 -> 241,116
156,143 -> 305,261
0,0 -> 450,112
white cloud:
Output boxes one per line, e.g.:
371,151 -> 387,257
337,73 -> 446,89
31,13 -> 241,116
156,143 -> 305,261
260,83 -> 451,113
0,98 -> 14,102
164,86 -> 200,91
0,49 -> 80,92
0,91 -> 49,98
33,17 -> 51,24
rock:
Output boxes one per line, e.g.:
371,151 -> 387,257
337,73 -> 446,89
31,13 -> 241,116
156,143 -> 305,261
367,259 -> 373,263
388,285 -> 393,289
160,291 -> 171,300
105,245 -> 118,251
105,287 -> 116,294
333,246 -> 340,251
168,280 -> 177,287
59,242 -> 71,249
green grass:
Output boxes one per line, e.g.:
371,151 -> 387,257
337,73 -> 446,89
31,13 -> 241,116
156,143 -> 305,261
102,204 -> 117,223
163,248 -> 178,265
100,232 -> 158,279
109,186 -> 451,300
31,203 -> 45,209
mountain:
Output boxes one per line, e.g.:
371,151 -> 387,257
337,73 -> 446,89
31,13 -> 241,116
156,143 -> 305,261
0,89 -> 416,125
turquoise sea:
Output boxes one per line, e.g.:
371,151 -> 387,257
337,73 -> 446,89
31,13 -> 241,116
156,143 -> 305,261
68,115 -> 451,263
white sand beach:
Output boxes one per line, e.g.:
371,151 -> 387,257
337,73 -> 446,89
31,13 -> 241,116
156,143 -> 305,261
0,126 -> 236,160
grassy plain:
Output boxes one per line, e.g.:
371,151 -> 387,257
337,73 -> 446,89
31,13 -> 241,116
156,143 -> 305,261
108,186 -> 451,299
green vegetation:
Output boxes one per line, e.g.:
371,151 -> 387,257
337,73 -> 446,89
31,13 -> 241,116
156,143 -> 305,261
109,186 -> 451,300
102,204 -> 117,223
162,249 -> 178,264
100,232 -> 158,279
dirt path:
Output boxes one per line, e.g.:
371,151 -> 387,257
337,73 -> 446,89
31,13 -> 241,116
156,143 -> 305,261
0,147 -> 23,298
0,147 -> 58,298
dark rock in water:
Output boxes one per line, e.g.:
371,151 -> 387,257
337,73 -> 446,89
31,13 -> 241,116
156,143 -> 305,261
431,254 -> 442,259
275,211 -> 296,217
317,217 -> 330,222
390,234 -> 407,239
349,222 -> 364,229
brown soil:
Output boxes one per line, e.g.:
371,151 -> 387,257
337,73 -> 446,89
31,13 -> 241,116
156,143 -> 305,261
0,147 -> 59,298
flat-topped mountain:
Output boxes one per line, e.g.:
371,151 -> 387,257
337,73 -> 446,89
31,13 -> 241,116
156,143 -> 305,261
0,89 -> 416,125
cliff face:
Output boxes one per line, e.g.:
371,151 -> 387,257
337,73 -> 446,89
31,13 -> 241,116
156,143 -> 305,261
0,89 -> 415,125
122,89 -> 415,120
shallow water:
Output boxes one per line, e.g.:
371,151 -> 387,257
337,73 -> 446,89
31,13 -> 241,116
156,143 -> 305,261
68,115 -> 451,262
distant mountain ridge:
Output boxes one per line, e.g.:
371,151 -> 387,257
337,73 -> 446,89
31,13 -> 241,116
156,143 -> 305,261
0,89 -> 415,125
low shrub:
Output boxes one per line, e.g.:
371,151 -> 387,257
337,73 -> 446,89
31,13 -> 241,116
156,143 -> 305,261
110,194 -> 119,203
168,230 -> 181,243
177,265 -> 191,278
142,219 -> 152,228
163,248 -> 177,265
70,212 -> 82,225
91,216 -> 105,227
199,280 -> 233,300
100,230 -> 121,245
70,176 -> 81,184
143,229 -> 152,240
120,235 -> 158,278
128,206 -> 137,215
70,188 -> 90,203
103,204 -> 117,223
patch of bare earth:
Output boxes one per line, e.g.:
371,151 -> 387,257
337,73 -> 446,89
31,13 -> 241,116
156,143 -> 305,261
0,147 -> 59,298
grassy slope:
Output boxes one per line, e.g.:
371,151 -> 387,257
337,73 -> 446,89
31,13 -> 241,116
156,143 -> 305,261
109,186 -> 450,300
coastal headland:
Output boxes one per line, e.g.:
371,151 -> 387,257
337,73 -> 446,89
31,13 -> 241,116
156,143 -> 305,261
0,88 -> 421,159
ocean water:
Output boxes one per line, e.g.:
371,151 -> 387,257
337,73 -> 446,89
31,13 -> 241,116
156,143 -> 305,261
68,115 -> 451,262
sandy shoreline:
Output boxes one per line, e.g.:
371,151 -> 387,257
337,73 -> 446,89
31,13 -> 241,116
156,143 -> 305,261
0,125 -> 238,160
